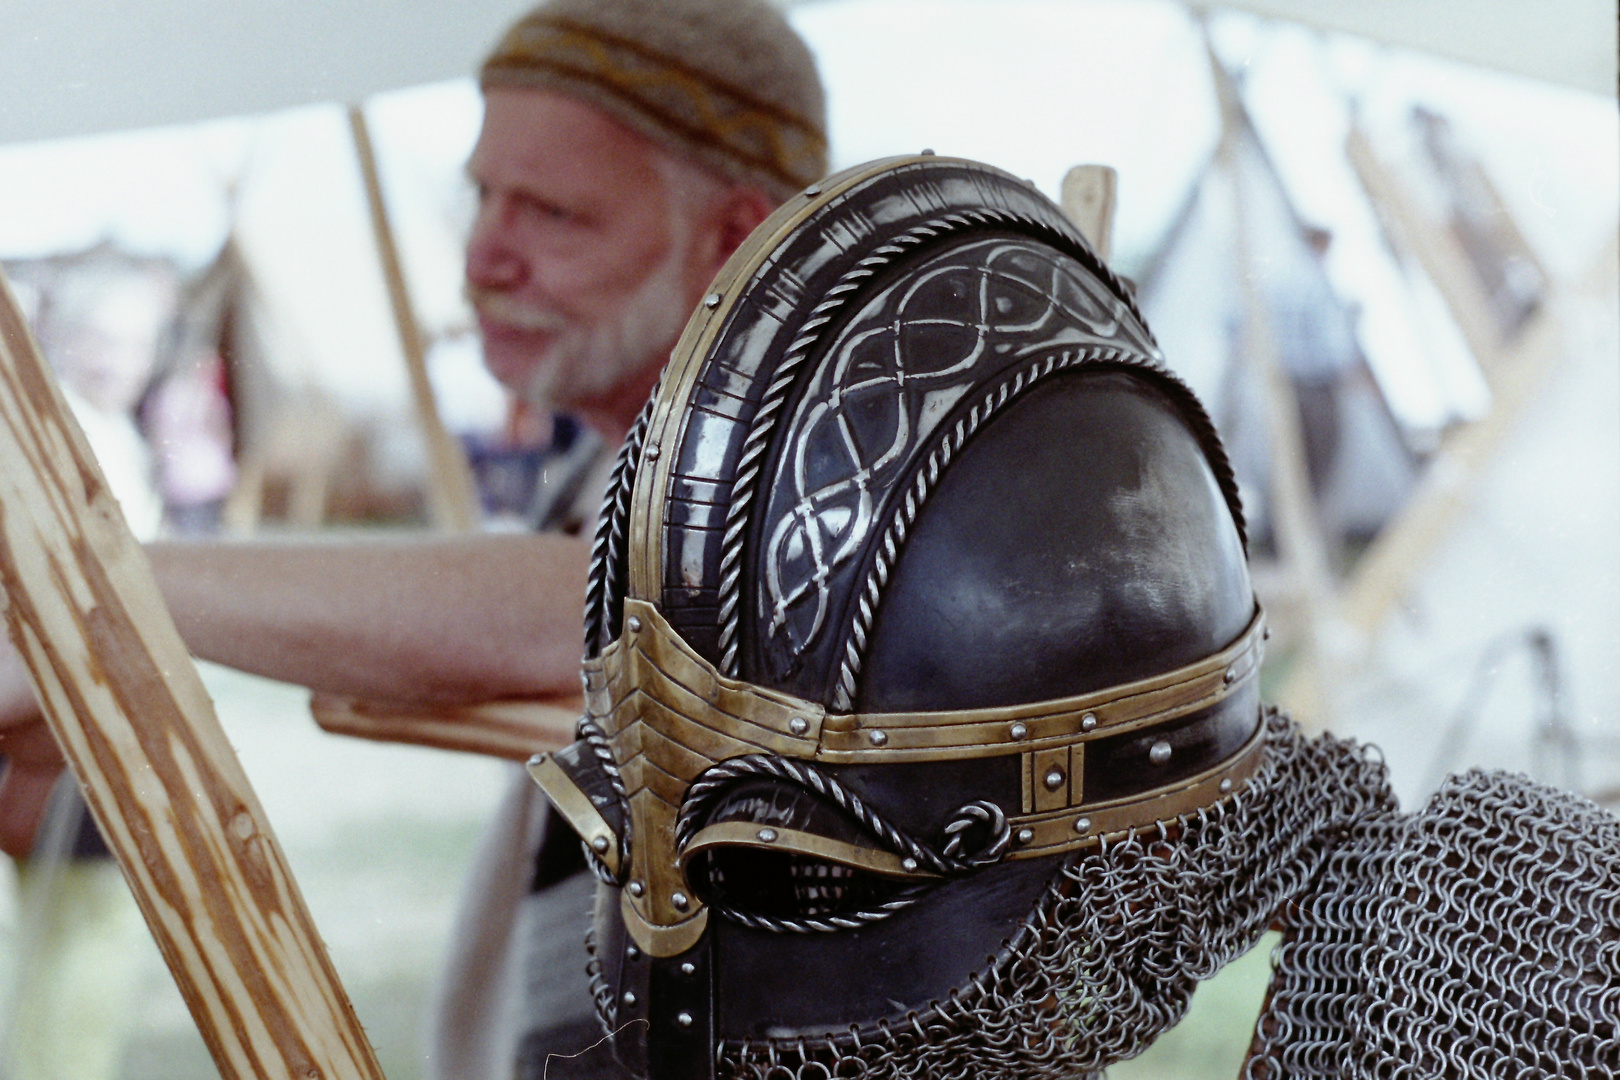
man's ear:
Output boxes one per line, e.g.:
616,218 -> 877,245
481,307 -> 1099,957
709,185 -> 778,269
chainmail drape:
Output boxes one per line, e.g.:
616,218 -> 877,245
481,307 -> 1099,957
584,711 -> 1620,1080
1247,768 -> 1620,1078
710,710 -> 1395,1080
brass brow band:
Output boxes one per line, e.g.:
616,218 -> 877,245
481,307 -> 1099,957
588,599 -> 1264,767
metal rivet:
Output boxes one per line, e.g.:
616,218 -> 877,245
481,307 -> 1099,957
645,443 -> 661,461
921,148 -> 936,155
1080,713 -> 1097,733
623,991 -> 638,1007
680,962 -> 696,976
1219,778 -> 1234,794
676,1011 -> 694,1028
1043,768 -> 1065,791
626,945 -> 641,960
757,828 -> 778,843
1074,817 -> 1092,834
628,881 -> 645,897
1149,741 -> 1173,766
789,717 -> 809,736
901,857 -> 919,873
1016,827 -> 1035,844
671,891 -> 690,910
1009,722 -> 1028,741
627,615 -> 643,632
591,835 -> 610,853
804,185 -> 822,197
704,292 -> 722,309
868,729 -> 888,746
1223,666 -> 1237,685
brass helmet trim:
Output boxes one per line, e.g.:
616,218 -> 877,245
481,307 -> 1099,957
530,598 -> 1264,953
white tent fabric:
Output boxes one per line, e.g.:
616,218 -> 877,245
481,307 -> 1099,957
1183,0 -> 1618,98
1,0 -> 1613,148
0,0 -> 534,146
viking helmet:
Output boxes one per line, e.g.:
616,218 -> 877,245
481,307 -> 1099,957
530,155 -> 1270,1080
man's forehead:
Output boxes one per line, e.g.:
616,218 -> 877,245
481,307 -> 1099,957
469,87 -> 664,195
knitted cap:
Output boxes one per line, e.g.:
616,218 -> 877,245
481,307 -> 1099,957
481,0 -> 828,204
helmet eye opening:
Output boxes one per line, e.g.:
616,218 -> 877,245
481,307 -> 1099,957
690,847 -> 911,922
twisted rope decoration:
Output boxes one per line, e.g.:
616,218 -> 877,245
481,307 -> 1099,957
714,206 -> 1155,678
583,385 -> 659,657
676,753 -> 1011,933
710,888 -> 932,935
574,714 -> 631,884
582,926 -> 617,1027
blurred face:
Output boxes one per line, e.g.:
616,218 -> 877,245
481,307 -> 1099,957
46,273 -> 174,414
464,89 -> 714,425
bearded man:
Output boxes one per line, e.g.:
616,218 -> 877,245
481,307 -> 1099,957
0,1 -> 827,1076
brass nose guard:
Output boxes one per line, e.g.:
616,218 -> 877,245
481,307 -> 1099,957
576,600 -> 829,956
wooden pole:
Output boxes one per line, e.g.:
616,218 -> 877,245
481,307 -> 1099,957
1061,165 -> 1118,262
1334,124 -> 1575,637
0,267 -> 385,1080
1345,126 -> 1509,368
348,103 -> 481,534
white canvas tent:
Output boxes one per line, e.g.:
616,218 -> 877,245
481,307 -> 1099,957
0,0 -> 1612,147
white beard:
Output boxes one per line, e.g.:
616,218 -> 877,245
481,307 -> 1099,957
472,230 -> 698,414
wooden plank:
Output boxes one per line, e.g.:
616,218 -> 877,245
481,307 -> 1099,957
0,267 -> 385,1080
1335,124 -> 1582,636
1060,164 -> 1118,262
349,103 -> 481,535
1345,125 -> 1507,368
309,692 -> 579,760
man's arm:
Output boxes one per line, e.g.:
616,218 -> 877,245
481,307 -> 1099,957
1,529 -> 593,857
147,531 -> 593,705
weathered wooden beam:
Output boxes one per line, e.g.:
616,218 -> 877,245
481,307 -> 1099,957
1204,30 -> 1339,730
309,692 -> 578,760
0,267 -> 385,1080
1336,124 -> 1574,637
1061,164 -> 1118,263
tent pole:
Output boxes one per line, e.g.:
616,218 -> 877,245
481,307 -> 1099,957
1333,120 -> 1569,638
1205,25 -> 1340,730
348,103 -> 481,534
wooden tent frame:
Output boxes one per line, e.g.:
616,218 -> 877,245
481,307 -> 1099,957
1177,25 -> 1584,727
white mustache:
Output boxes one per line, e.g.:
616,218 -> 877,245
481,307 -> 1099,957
464,284 -> 568,333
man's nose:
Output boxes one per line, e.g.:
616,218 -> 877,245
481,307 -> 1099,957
465,207 -> 524,290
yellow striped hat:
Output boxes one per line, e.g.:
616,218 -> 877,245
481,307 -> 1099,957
482,0 -> 828,203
